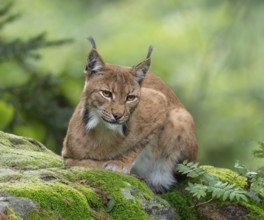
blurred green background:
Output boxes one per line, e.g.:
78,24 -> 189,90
0,0 -> 263,169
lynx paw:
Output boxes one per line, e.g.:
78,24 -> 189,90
103,161 -> 129,173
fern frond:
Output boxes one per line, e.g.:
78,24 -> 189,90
177,160 -> 251,203
208,181 -> 248,202
176,160 -> 205,178
185,183 -> 208,199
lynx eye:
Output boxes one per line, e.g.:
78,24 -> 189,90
101,90 -> 112,98
126,95 -> 136,102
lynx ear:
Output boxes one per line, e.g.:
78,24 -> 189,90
133,46 -> 153,85
84,37 -> 105,75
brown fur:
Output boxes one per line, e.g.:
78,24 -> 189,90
62,41 -> 198,193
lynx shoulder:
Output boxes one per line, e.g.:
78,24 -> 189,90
62,37 -> 198,193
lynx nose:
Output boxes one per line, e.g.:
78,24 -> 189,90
113,113 -> 122,120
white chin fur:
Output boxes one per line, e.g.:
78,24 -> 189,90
104,122 -> 123,135
85,109 -> 123,135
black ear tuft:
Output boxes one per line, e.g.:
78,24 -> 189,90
146,45 -> 153,59
87,36 -> 96,49
84,36 -> 105,75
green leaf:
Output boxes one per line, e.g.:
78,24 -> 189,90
182,160 -> 188,165
186,183 -> 208,199
237,194 -> 248,202
212,188 -> 219,198
106,195 -> 116,212
223,190 -> 231,201
176,161 -> 206,179
229,191 -> 236,201
216,189 -> 224,199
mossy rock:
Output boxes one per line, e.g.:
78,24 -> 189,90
0,131 -> 175,219
0,131 -> 63,170
0,131 -> 263,219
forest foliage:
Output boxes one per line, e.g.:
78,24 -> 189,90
0,0 -> 263,169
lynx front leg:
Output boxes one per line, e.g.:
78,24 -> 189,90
64,158 -> 105,168
102,160 -> 130,173
103,144 -> 144,173
64,158 -> 130,173
63,145 -> 143,173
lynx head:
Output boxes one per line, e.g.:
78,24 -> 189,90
82,37 -> 153,134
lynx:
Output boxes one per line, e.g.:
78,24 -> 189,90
62,37 -> 198,193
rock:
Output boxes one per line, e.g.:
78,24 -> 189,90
120,182 -> 177,220
0,131 -> 177,219
0,192 -> 40,219
0,131 -> 63,170
0,131 -> 263,219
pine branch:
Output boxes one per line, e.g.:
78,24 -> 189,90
0,2 -> 13,16
0,1 -> 74,150
0,2 -> 20,29
253,142 -> 264,158
0,32 -> 72,63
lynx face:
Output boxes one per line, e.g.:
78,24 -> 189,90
83,67 -> 141,131
82,47 -> 151,133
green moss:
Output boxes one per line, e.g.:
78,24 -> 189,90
59,167 -> 153,198
58,167 -> 154,219
0,131 -> 63,170
2,181 -> 94,220
0,168 -> 23,183
0,131 -> 12,147
162,191 -> 196,220
5,207 -> 22,220
1,168 -> 58,185
28,209 -> 59,220
109,200 -> 152,220
0,131 -> 43,152
0,150 -> 63,169
202,165 -> 247,188
75,185 -> 105,210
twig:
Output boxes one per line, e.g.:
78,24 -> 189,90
192,198 -> 214,208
